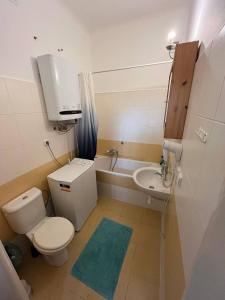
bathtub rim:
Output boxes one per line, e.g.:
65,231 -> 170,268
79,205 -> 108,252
94,155 -> 161,178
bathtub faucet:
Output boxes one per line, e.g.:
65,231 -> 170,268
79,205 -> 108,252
106,148 -> 118,171
106,148 -> 118,155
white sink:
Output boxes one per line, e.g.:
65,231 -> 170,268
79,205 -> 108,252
133,167 -> 170,201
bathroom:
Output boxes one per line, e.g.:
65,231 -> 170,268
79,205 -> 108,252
1,0 -> 225,299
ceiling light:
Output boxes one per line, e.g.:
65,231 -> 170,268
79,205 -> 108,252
166,31 -> 179,60
167,31 -> 176,43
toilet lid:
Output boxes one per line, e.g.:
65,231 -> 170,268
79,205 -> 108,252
33,217 -> 74,251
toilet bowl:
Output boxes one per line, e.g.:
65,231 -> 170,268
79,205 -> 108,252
2,187 -> 75,267
26,216 -> 74,266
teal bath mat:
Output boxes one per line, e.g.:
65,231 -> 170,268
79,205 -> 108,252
71,218 -> 132,300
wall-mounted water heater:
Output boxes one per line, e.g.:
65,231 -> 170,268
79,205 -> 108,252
37,54 -> 82,121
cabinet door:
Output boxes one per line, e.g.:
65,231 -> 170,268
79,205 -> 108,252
164,41 -> 199,139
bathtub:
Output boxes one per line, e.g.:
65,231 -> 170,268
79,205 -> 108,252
94,155 -> 165,211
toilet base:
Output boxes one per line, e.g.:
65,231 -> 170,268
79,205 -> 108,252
44,248 -> 69,267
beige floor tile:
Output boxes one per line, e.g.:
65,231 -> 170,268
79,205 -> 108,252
130,244 -> 160,285
97,197 -> 124,215
57,290 -> 87,300
120,242 -> 136,274
74,221 -> 98,244
120,203 -> 144,223
118,217 -> 160,249
19,255 -> 62,297
126,274 -> 159,300
141,209 -> 161,230
117,215 -> 139,230
113,272 -> 129,300
85,205 -> 121,230
56,275 -> 90,300
64,237 -> 89,272
85,208 -> 104,226
19,196 -> 161,300
117,216 -> 160,248
30,289 -> 51,300
133,223 -> 161,249
116,216 -> 142,246
87,289 -> 105,300
98,209 -> 121,223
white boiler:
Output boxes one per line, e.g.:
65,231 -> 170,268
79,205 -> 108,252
37,54 -> 82,121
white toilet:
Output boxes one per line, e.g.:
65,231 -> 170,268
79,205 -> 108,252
2,187 -> 74,267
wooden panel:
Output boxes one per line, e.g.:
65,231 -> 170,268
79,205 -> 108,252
164,41 -> 199,139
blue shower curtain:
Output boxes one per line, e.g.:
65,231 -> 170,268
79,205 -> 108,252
77,73 -> 98,160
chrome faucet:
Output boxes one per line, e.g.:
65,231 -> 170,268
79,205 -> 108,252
155,158 -> 168,180
161,160 -> 168,181
106,148 -> 118,155
154,171 -> 163,177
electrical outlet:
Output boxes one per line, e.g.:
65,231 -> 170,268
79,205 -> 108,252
43,140 -> 49,146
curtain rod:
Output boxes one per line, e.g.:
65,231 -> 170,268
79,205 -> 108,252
92,60 -> 172,75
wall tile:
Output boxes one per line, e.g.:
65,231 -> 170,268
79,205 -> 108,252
164,193 -> 185,300
0,146 -> 28,185
0,78 -> 72,186
23,141 -> 53,171
64,127 -> 75,154
20,133 -> 67,172
176,25 -> 225,283
175,172 -> 205,281
194,122 -> 225,230
48,134 -> 67,159
0,115 -> 20,150
95,89 -> 166,144
188,44 -> 212,116
41,112 -> 56,138
0,79 -> 12,114
15,113 -> 46,145
215,77 -> 225,123
5,78 -> 42,114
195,27 -> 225,118
15,112 -> 56,146
181,114 -> 213,196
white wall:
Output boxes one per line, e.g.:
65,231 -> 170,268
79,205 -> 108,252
92,7 -> 189,144
188,0 -> 225,48
95,88 -> 166,144
92,6 -> 189,93
175,20 -> 225,285
183,178 -> 225,300
91,6 -> 189,70
0,0 -> 92,80
0,0 -> 92,185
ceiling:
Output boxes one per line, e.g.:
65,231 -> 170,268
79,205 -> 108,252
65,0 -> 192,31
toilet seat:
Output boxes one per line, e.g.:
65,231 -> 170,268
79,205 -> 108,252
32,217 -> 74,254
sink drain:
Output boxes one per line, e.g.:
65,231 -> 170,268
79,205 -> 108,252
149,185 -> 155,189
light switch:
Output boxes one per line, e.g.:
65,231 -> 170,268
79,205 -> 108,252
195,127 -> 208,143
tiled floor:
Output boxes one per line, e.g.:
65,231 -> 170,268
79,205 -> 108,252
18,197 -> 161,300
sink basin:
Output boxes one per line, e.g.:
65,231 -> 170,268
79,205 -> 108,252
133,167 -> 170,201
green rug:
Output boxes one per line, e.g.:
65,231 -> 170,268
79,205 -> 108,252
71,218 -> 133,300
